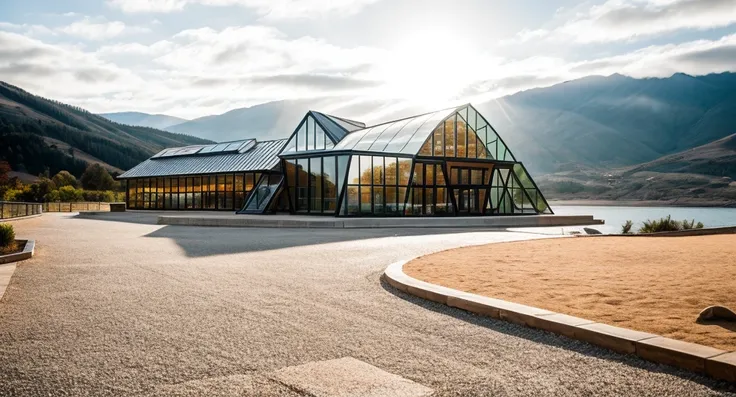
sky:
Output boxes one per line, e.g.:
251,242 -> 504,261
1,0 -> 735,120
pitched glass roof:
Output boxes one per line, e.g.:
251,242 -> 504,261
322,114 -> 365,132
331,107 -> 457,155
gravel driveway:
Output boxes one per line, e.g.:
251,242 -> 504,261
1,213 -> 733,396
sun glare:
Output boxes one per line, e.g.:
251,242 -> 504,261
380,29 -> 484,107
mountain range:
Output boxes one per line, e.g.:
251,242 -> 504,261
99,112 -> 188,130
110,72 -> 736,177
0,81 -> 211,177
478,72 -> 736,175
2,72 -> 735,204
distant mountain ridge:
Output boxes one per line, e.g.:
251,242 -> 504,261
164,99 -> 328,142
0,81 -> 211,177
477,72 -> 736,174
100,112 -> 188,130
152,72 -> 736,177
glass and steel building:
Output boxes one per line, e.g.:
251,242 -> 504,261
119,104 -> 552,216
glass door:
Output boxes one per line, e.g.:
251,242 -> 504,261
448,165 -> 491,215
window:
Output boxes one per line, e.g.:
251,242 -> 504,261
225,174 -> 234,210
323,156 -> 337,213
310,158 -> 322,213
296,159 -> 309,212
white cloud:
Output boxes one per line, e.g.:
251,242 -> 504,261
463,33 -> 736,104
510,0 -> 736,44
156,25 -> 383,75
58,17 -> 150,40
0,21 -> 56,37
107,0 -> 382,18
2,18 -> 736,119
107,0 -> 188,13
0,30 -> 144,97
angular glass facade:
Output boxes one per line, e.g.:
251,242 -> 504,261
280,105 -> 551,216
120,104 -> 552,216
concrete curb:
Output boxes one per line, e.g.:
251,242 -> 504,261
0,240 -> 34,301
579,226 -> 736,238
383,260 -> 735,383
0,214 -> 43,222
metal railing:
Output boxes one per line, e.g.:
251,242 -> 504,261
0,201 -> 43,220
42,202 -> 112,213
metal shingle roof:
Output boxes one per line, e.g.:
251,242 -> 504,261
118,139 -> 286,179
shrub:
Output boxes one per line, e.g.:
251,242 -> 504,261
639,215 -> 705,233
682,219 -> 705,230
0,223 -> 15,248
55,186 -> 84,202
81,190 -> 116,202
2,187 -> 27,201
639,215 -> 681,233
621,220 -> 634,234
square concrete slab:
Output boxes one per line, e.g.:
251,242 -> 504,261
270,357 -> 433,397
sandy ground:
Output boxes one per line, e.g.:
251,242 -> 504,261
2,214 -> 734,396
405,235 -> 736,351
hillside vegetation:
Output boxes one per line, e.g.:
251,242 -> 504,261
537,134 -> 736,205
0,81 -> 211,177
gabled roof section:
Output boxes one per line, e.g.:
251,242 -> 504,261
322,113 -> 365,132
118,139 -> 286,179
310,111 -> 352,143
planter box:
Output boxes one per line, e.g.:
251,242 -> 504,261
0,240 -> 35,265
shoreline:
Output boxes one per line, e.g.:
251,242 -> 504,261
548,199 -> 736,208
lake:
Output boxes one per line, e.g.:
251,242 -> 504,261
551,205 -> 736,234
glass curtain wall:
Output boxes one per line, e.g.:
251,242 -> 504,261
486,166 -> 552,215
283,155 -> 349,215
125,172 -> 264,211
419,106 -> 515,162
281,114 -> 336,154
344,155 -> 412,216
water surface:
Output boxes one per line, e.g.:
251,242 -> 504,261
552,205 -> 736,234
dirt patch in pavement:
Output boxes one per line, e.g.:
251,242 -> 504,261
404,235 -> 736,351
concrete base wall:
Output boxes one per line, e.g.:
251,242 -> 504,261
157,214 -> 604,229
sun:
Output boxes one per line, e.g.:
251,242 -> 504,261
378,29 -> 484,107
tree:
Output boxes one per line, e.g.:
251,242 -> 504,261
55,186 -> 83,202
80,163 -> 115,191
25,178 -> 56,202
0,161 -> 10,186
52,170 -> 78,188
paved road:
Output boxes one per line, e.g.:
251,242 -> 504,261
1,213 -> 733,396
